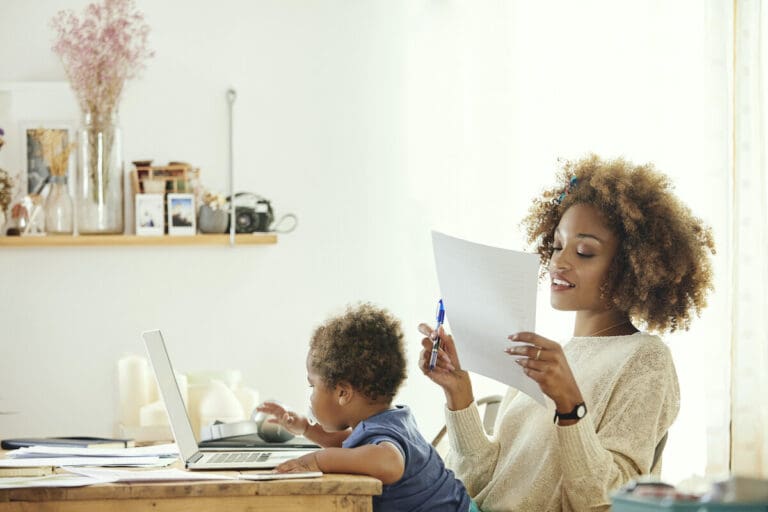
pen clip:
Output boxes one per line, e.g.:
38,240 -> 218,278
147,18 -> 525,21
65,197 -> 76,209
436,299 -> 445,326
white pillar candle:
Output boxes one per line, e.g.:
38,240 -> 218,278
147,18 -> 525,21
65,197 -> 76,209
146,376 -> 159,403
175,373 -> 188,406
117,354 -> 150,428
186,383 -> 206,440
236,386 -> 260,419
139,400 -> 169,427
199,379 -> 245,435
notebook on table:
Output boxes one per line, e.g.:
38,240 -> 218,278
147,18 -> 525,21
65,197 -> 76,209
0,437 -> 135,450
142,329 -> 318,470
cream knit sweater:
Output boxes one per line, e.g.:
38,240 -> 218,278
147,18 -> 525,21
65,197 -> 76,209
444,332 -> 679,512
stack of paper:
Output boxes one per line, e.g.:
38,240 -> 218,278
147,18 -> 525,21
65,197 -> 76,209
0,443 -> 179,468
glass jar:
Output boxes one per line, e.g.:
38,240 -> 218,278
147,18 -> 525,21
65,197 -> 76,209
44,175 -> 73,234
76,111 -> 124,234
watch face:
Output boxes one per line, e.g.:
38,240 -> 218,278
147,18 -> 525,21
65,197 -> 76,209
576,404 -> 587,418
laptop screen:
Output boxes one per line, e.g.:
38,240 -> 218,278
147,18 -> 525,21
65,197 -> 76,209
142,329 -> 199,461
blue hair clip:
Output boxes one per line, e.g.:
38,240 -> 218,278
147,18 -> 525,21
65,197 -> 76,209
554,176 -> 578,205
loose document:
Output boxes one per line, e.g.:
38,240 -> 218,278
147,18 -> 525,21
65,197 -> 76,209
0,443 -> 179,468
431,231 -> 546,405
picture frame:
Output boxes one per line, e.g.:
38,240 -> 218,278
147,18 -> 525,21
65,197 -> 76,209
167,193 -> 196,235
0,82 -> 79,197
23,122 -> 76,195
135,193 -> 165,236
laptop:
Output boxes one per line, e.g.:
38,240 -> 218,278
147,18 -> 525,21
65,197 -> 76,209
143,329 -> 319,470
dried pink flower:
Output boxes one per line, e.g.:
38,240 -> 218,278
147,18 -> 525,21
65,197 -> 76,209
51,0 -> 154,121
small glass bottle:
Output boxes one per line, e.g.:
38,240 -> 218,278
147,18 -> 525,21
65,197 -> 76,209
44,175 -> 74,234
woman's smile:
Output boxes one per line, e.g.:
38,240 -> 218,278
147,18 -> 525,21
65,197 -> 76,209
550,272 -> 575,291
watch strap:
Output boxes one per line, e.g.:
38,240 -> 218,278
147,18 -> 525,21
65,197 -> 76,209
553,402 -> 587,424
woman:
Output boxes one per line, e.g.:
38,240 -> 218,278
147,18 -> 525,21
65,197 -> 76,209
419,154 -> 715,511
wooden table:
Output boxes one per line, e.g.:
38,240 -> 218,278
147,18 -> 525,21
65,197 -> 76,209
0,473 -> 382,512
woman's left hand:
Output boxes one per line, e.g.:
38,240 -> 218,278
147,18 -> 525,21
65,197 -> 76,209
505,332 -> 584,413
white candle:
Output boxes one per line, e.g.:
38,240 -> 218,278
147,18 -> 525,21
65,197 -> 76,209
199,379 -> 245,434
186,383 -> 206,440
139,400 -> 170,427
118,354 -> 150,428
176,373 -> 188,406
236,386 -> 260,419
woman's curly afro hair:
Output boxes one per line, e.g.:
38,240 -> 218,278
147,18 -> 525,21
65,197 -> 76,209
309,303 -> 406,402
522,154 -> 715,333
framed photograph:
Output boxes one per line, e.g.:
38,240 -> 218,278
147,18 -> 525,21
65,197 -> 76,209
0,82 -> 79,196
135,193 -> 165,236
23,123 -> 75,195
167,193 -> 196,235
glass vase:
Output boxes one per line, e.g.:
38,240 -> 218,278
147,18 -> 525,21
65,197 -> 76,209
76,111 -> 124,234
44,175 -> 73,235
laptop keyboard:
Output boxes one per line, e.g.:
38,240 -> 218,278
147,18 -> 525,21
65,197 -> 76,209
208,452 -> 271,463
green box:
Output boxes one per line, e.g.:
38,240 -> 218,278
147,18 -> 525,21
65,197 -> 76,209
612,495 -> 768,512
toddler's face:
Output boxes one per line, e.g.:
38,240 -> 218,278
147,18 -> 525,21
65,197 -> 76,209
306,356 -> 347,432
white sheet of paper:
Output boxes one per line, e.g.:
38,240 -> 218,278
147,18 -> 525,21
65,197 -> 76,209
238,471 -> 323,481
432,231 -> 546,405
0,456 -> 173,467
64,467 -> 237,482
6,443 -> 179,459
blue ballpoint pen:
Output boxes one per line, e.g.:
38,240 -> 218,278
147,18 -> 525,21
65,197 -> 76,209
428,300 -> 445,371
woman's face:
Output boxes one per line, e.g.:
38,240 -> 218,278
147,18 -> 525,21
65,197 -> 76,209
548,203 -> 619,312
306,355 -> 347,432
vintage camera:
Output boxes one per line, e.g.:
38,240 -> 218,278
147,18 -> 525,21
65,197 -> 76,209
227,193 -> 274,233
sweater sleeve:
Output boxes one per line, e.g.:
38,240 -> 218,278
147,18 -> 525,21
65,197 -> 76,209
557,342 -> 680,511
443,389 -> 518,496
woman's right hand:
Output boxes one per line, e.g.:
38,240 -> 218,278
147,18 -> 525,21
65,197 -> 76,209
418,323 -> 474,411
256,400 -> 309,436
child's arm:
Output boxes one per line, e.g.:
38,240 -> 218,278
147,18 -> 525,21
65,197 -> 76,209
255,401 -> 352,448
303,422 -> 352,448
276,443 -> 405,485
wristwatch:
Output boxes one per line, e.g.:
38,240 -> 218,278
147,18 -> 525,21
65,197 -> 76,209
553,402 -> 587,424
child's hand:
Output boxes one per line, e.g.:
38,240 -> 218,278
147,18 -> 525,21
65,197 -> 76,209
256,401 -> 310,436
275,452 -> 321,473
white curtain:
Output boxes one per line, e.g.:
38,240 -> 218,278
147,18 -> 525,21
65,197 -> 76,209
731,0 -> 768,477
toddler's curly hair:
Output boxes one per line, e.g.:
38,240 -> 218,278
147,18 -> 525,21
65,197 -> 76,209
309,303 -> 406,402
523,154 -> 715,333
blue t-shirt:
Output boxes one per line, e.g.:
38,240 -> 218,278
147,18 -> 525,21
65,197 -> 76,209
342,405 -> 471,512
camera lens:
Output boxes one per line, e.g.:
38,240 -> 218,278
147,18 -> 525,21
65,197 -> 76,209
235,208 -> 256,233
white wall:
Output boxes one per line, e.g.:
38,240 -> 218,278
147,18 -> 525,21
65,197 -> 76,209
0,0 -> 731,484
